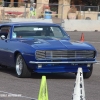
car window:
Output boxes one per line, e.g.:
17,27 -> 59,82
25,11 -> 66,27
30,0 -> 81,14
13,25 -> 67,39
50,27 -> 63,37
14,26 -> 34,31
0,26 -> 11,39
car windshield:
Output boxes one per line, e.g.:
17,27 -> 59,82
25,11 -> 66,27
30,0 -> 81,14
13,25 -> 68,39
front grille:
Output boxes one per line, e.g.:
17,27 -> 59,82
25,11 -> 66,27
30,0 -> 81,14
35,50 -> 95,60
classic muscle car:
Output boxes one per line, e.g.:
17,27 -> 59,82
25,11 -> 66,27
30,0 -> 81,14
0,22 -> 97,78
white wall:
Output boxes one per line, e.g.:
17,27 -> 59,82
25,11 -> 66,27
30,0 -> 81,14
64,19 -> 100,31
9,18 -> 53,23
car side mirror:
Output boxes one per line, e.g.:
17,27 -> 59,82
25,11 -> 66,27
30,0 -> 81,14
1,35 -> 6,40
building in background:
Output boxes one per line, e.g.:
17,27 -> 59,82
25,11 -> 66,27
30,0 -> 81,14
0,0 -> 93,8
0,0 -> 91,19
0,0 -> 70,7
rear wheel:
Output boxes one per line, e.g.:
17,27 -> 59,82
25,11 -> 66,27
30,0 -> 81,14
15,54 -> 31,78
83,66 -> 93,79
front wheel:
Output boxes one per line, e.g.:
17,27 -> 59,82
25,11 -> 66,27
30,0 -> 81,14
15,54 -> 31,78
83,66 -> 93,79
74,65 -> 93,79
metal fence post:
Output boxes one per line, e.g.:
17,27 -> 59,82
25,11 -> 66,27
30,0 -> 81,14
61,4 -> 64,28
80,5 -> 81,12
3,6 -> 5,22
97,6 -> 99,20
2,0 -> 4,7
24,3 -> 26,18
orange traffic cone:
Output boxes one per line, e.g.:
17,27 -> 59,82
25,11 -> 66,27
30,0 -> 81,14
80,33 -> 84,42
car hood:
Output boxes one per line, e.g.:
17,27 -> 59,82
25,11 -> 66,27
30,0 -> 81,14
19,37 -> 94,50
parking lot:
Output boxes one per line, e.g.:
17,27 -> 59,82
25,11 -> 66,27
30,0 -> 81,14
0,31 -> 100,100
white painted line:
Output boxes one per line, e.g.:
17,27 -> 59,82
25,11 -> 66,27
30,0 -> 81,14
0,90 -> 37,100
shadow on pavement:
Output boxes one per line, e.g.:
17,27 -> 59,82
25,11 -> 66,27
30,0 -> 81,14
0,67 -> 76,79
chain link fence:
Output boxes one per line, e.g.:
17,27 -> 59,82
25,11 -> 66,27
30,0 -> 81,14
0,2 -> 100,24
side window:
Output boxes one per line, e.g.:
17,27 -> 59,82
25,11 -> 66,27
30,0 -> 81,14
0,26 -> 11,39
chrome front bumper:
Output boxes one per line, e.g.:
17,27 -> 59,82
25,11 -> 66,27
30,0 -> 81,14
29,61 -> 97,64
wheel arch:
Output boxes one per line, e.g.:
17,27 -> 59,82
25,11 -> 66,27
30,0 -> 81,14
14,51 -> 22,63
14,51 -> 31,78
14,51 -> 31,69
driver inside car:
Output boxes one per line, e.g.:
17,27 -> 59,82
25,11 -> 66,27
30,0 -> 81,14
41,30 -> 46,36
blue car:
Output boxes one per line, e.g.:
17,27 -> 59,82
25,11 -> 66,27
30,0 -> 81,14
0,22 -> 97,78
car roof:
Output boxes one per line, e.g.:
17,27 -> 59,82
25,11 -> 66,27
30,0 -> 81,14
0,22 -> 60,26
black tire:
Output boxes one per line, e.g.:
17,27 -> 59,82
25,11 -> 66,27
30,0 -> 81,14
83,66 -> 93,79
0,65 -> 8,69
15,54 -> 31,78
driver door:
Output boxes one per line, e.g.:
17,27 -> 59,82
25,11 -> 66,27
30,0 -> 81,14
0,25 -> 11,65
